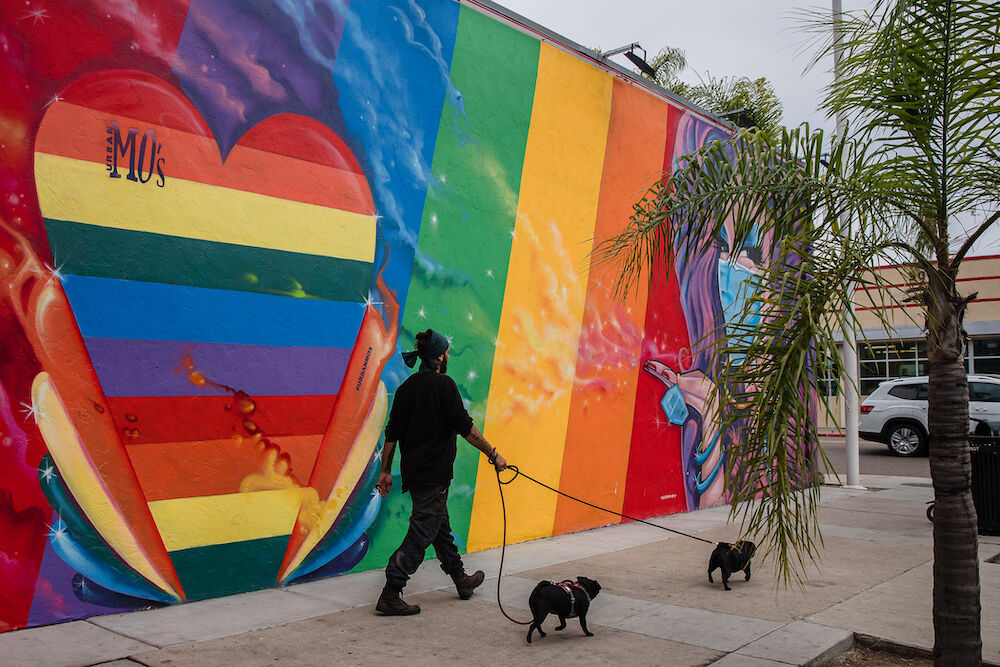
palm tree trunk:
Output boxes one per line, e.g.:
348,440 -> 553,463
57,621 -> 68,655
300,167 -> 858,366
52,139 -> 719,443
926,270 -> 981,666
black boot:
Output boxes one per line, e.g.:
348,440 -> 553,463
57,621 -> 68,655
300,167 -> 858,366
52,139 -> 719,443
375,584 -> 420,615
450,569 -> 485,600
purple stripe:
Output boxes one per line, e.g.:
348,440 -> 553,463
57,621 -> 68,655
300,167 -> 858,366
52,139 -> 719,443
84,338 -> 351,397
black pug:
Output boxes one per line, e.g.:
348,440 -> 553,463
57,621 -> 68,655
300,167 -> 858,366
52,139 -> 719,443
526,576 -> 601,644
708,540 -> 756,591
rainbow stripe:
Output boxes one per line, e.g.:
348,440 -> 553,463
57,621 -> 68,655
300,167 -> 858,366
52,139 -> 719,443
32,96 -> 381,597
466,43 -> 613,551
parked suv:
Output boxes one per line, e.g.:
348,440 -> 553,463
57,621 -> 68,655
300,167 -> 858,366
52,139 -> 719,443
859,375 -> 1000,456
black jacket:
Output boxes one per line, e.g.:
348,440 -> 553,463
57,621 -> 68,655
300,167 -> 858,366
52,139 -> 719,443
384,371 -> 474,492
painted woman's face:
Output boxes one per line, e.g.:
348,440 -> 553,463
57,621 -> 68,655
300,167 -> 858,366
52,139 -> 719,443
716,219 -> 766,363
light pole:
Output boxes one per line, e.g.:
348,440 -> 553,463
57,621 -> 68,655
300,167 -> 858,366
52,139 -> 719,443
833,0 -> 862,488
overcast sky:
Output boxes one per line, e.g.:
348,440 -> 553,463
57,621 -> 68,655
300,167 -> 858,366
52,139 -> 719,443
492,0 -> 1000,256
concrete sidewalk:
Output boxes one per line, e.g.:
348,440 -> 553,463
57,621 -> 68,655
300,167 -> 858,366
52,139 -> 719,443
3,475 -> 999,666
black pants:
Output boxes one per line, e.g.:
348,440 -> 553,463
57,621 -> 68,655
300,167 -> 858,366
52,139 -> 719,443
385,485 -> 464,591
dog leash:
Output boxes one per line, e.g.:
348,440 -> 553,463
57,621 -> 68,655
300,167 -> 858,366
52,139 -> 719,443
498,465 -> 717,544
493,465 -> 717,626
495,465 -> 532,625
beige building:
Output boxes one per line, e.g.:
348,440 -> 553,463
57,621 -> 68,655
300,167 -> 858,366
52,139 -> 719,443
821,254 -> 1000,433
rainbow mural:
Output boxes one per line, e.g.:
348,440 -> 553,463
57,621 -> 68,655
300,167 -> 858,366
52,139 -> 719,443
0,0 -> 769,631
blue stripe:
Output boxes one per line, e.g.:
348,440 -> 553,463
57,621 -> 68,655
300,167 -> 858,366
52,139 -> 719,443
332,0 -> 460,321
62,274 -> 366,348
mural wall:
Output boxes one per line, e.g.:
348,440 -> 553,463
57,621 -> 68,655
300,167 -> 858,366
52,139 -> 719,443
0,0 -> 761,630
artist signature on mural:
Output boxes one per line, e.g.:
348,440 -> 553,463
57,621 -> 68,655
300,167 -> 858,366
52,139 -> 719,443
106,122 -> 165,187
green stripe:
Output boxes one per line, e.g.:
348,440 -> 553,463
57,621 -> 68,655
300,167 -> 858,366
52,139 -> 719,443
45,218 -> 373,302
169,536 -> 288,600
357,7 -> 540,572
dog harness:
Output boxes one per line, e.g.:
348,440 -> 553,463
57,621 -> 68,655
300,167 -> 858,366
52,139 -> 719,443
556,580 -> 591,619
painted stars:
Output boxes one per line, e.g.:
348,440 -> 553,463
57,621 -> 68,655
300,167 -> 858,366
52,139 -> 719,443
429,213 -> 438,228
42,261 -> 65,285
417,306 -> 427,319
361,291 -> 383,309
485,269 -> 494,279
466,369 -> 478,383
47,519 -> 68,543
20,3 -> 50,26
19,400 -> 40,422
39,463 -> 58,484
72,575 -> 89,596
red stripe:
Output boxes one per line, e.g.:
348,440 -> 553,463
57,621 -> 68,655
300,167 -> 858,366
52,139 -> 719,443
59,73 -> 364,172
236,114 -> 365,174
61,70 -> 210,137
107,395 -> 336,445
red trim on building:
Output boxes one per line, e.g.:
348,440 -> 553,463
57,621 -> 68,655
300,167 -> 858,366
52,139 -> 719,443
855,274 -> 1000,292
855,297 -> 1000,312
868,254 -> 1000,271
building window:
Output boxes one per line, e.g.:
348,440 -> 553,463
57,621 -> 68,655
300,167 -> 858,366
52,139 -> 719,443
818,366 -> 839,397
971,338 -> 1000,375
856,337 -> 1000,395
859,340 -> 928,395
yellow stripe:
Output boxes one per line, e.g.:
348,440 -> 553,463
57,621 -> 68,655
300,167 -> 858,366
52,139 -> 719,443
32,372 -> 180,599
148,488 -> 307,552
34,153 -> 376,262
467,45 -> 613,551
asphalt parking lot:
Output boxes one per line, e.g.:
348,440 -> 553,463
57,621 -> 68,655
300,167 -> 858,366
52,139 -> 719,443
820,435 -> 931,479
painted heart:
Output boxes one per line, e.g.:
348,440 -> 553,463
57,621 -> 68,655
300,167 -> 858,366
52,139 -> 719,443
27,70 -> 397,602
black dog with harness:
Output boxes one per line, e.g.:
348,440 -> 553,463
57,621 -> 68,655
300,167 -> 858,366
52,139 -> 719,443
526,576 -> 602,643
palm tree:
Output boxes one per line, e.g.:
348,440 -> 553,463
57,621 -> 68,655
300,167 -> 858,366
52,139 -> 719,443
639,45 -> 784,139
682,74 -> 784,139
647,45 -> 689,89
597,1 -> 1000,663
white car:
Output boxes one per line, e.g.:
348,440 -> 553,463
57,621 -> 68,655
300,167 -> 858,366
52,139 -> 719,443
858,375 -> 1000,456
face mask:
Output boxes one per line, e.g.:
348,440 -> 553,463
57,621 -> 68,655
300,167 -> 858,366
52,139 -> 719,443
718,261 -> 762,364
661,384 -> 688,425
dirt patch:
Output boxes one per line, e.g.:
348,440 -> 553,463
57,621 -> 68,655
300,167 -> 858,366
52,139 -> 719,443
825,644 -> 933,666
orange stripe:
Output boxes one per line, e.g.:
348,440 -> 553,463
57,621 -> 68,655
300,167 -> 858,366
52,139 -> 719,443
126,435 -> 323,502
553,79 -> 669,536
34,101 -> 374,214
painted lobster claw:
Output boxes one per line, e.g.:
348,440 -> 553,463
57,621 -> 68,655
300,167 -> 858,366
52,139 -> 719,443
5,246 -> 185,602
277,271 -> 399,583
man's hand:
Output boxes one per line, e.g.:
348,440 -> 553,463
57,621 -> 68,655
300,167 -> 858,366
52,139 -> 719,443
376,471 -> 392,497
492,452 -> 507,472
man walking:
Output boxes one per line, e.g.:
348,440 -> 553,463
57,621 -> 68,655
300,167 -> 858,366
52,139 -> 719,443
375,329 -> 507,615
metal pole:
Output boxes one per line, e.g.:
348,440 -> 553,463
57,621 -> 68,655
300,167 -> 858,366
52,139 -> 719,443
833,0 -> 862,487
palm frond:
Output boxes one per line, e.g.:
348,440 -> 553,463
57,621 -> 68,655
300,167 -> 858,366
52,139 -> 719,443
595,124 -> 918,586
